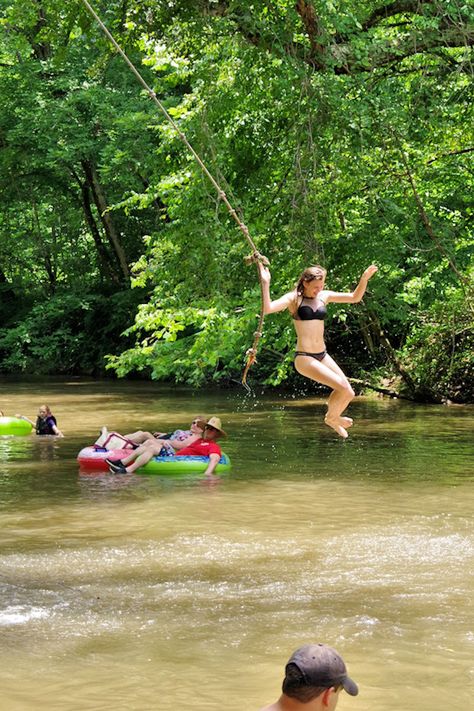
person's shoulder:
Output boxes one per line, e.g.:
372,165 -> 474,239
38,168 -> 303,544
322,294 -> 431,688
282,289 -> 296,303
281,289 -> 298,314
320,289 -> 337,303
272,289 -> 296,307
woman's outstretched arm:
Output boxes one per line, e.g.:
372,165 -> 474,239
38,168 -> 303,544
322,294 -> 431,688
258,264 -> 294,314
15,414 -> 35,426
326,265 -> 378,304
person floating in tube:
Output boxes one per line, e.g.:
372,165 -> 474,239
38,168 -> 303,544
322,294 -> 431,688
106,416 -> 227,476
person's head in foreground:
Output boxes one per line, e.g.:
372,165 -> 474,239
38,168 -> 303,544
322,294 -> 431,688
261,643 -> 358,711
202,416 -> 227,441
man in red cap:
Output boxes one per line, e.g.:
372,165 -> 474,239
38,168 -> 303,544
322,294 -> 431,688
261,643 -> 358,711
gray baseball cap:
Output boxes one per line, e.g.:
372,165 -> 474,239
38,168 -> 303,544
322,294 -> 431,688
286,644 -> 359,696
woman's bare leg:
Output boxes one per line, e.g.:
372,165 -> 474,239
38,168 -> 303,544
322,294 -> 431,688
121,440 -> 157,465
321,354 -> 355,429
124,430 -> 155,444
121,448 -> 140,466
295,354 -> 354,438
124,447 -> 157,473
120,439 -> 163,470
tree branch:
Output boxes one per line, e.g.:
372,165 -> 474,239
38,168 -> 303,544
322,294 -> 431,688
349,377 -> 414,400
427,147 -> 474,164
294,1 -> 326,69
395,141 -> 469,286
196,1 -> 474,75
361,0 -> 433,31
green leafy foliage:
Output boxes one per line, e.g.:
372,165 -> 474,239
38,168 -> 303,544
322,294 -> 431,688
0,1 -> 472,400
400,280 -> 474,402
0,290 -> 145,375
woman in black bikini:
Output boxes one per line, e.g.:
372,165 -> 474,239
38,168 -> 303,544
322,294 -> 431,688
259,262 -> 378,438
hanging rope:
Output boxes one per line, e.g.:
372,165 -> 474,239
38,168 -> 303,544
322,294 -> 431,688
80,0 -> 267,387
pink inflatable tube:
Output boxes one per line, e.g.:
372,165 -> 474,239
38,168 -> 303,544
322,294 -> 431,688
77,447 -> 126,470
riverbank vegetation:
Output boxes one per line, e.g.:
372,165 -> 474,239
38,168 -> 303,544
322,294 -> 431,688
0,1 -> 472,401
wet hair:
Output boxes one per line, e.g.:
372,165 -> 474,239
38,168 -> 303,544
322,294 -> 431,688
282,663 -> 337,702
290,265 -> 327,316
39,405 -> 52,416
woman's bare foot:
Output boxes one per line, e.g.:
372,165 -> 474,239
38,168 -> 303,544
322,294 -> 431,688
338,416 -> 353,428
324,415 -> 349,439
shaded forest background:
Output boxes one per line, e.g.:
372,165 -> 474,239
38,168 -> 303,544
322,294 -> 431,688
0,0 -> 472,402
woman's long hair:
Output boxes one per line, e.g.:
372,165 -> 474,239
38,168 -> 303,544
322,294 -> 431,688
290,265 -> 327,316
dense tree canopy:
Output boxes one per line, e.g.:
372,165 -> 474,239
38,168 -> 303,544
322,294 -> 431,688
0,1 -> 472,400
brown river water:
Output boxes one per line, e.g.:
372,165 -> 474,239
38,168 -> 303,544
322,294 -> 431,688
0,379 -> 473,711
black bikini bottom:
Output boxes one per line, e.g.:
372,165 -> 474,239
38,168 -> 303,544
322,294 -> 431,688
294,350 -> 327,362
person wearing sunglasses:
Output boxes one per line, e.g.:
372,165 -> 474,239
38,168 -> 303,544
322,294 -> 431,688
104,416 -> 206,471
95,415 -> 206,449
259,261 -> 377,438
260,643 -> 358,711
174,416 -> 227,476
106,416 -> 226,476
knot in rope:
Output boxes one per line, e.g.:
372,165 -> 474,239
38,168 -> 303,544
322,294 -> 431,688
245,347 -> 257,365
244,251 -> 270,267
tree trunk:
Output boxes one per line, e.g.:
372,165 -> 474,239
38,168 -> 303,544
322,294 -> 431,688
31,198 -> 57,295
136,172 -> 170,220
0,270 -> 16,302
80,181 -> 122,285
357,313 -> 377,357
365,307 -> 441,402
397,144 -> 467,287
30,1 -> 52,60
81,159 -> 130,283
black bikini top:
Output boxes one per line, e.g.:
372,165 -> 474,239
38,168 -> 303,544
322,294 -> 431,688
295,296 -> 327,321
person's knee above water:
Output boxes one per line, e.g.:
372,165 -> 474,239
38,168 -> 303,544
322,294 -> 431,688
259,260 -> 377,439
105,415 -> 207,472
107,416 -> 226,476
137,415 -> 208,456
260,643 -> 358,711
16,405 -> 64,437
99,416 -> 206,448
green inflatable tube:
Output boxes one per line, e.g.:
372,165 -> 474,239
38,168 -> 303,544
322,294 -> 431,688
140,453 -> 231,475
0,417 -> 33,436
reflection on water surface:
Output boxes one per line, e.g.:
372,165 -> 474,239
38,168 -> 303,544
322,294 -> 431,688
0,379 -> 473,710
